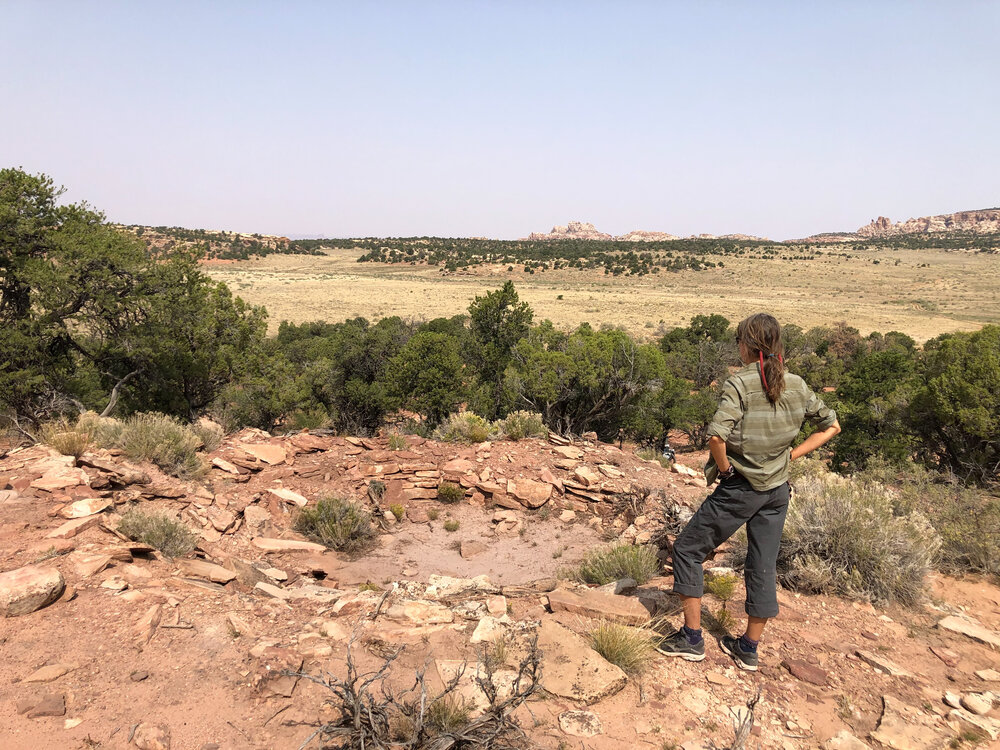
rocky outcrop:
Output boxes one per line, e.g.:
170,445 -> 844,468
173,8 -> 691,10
857,208 -> 1000,237
526,221 -> 613,241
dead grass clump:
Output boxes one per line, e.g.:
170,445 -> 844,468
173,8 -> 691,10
295,497 -> 377,555
387,434 -> 408,451
433,411 -> 493,444
117,508 -> 196,558
574,543 -> 659,585
39,418 -> 91,459
437,481 -> 465,504
495,410 -> 547,441
588,621 -> 656,674
427,695 -> 472,731
189,418 -> 224,452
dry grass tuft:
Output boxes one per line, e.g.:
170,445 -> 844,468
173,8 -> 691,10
588,621 -> 656,674
574,544 -> 659,585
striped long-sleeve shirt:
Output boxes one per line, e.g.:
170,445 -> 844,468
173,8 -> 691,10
704,364 -> 837,491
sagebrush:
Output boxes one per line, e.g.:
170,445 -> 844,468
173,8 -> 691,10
495,411 -> 547,441
433,411 -> 494,444
117,508 -> 196,558
295,497 -> 377,555
730,469 -> 939,606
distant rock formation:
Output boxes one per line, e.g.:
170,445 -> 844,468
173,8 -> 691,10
526,221 -> 613,241
617,230 -> 680,242
856,209 -> 1000,237
524,221 -> 767,242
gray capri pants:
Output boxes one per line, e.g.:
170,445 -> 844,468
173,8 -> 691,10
671,475 -> 790,619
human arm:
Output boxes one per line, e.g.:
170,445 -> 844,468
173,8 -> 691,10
709,435 -> 733,473
790,420 -> 841,460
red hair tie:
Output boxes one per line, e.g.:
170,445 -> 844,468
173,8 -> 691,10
759,351 -> 769,391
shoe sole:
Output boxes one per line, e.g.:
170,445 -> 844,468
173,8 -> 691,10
720,640 -> 758,672
655,647 -> 706,662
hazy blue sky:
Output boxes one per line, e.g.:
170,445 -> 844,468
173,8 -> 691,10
2,1 -> 998,239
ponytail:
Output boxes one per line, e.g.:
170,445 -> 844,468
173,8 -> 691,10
737,313 -> 785,404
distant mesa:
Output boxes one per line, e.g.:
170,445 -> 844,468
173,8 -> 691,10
855,209 -> 1000,238
523,221 -> 766,242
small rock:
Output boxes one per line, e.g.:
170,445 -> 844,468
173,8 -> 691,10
0,564 -> 65,617
559,710 -> 603,737
132,722 -> 171,750
975,668 -> 1000,683
573,466 -> 600,487
460,541 -> 488,559
64,718 -> 83,729
251,537 -> 326,553
254,582 -> 291,600
45,516 -> 100,539
937,615 -> 1000,649
944,691 -> 962,709
26,692 -> 66,718
559,510 -> 576,522
537,620 -> 627,704
23,663 -> 77,683
130,670 -> 150,682
265,487 -> 307,507
59,497 -> 111,518
782,658 -> 829,686
856,649 -> 912,678
960,693 -> 993,716
706,672 -> 732,687
930,645 -> 960,667
100,575 -> 128,591
824,731 -> 870,750
242,443 -> 286,465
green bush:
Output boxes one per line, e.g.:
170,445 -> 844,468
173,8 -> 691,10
389,504 -> 405,521
437,482 -> 465,504
287,406 -> 329,431
111,413 -> 208,480
444,519 -> 460,532
734,471 -> 939,606
117,508 -> 196,558
574,544 -> 660,585
589,621 -> 655,674
427,696 -> 471,731
495,410 -> 547,441
704,571 -> 738,603
294,497 -> 376,555
387,434 -> 408,451
433,411 -> 494,444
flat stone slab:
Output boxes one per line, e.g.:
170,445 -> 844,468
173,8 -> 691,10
937,615 -> 1000,649
537,619 -> 627,705
547,587 -> 650,625
265,488 -> 308,507
856,650 -> 913,678
251,537 -> 326,553
559,710 -> 603,737
871,695 -> 947,750
22,663 -> 77,683
46,515 -> 101,539
176,559 -> 237,584
59,497 -> 112,518
242,443 -> 287,465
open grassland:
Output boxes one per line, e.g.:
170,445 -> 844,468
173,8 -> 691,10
205,246 -> 1000,341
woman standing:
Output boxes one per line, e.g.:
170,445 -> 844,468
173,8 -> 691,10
656,313 -> 841,671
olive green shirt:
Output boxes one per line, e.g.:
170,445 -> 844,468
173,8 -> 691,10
704,364 -> 837,491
